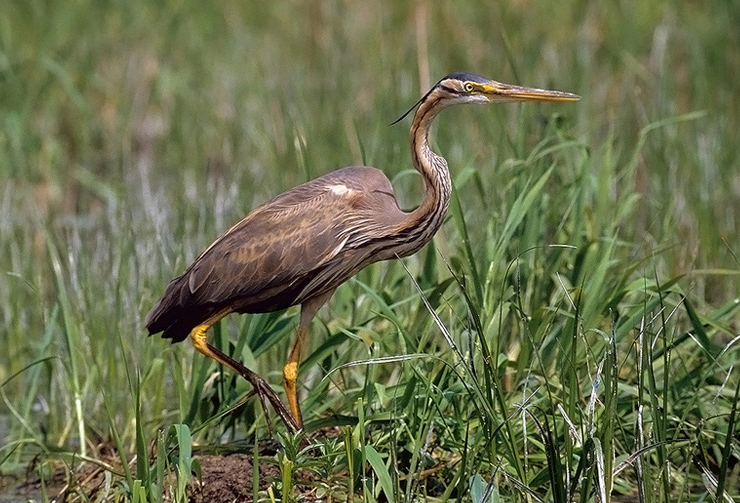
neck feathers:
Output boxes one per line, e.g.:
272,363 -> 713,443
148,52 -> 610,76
391,91 -> 452,256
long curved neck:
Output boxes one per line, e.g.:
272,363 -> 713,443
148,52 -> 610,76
410,95 -> 452,218
394,94 -> 452,254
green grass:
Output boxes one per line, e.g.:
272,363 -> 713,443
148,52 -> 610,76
1,1 -> 739,501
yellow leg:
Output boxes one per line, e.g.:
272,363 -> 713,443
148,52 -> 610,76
282,290 -> 335,430
283,324 -> 307,428
190,308 -> 300,433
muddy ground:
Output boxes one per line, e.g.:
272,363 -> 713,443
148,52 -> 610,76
188,454 -> 283,502
3,453 -> 313,502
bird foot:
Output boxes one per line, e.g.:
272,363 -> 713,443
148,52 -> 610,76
204,342 -> 300,433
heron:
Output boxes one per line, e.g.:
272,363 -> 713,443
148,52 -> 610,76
145,72 -> 579,432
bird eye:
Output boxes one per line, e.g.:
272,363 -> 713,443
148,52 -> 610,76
464,82 -> 474,92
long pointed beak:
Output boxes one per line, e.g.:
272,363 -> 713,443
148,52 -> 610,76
483,81 -> 580,103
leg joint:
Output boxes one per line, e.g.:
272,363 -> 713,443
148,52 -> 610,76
283,361 -> 299,383
190,325 -> 209,354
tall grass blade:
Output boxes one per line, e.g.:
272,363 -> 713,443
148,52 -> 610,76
46,235 -> 87,457
449,185 -> 483,304
715,373 -> 740,502
365,445 -> 395,503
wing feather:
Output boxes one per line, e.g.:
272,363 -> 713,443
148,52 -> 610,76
146,166 -> 406,341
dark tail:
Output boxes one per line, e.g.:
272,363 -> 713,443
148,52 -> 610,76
145,276 -> 218,343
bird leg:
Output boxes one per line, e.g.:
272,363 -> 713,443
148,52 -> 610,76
190,309 -> 300,433
283,290 -> 335,430
283,323 -> 307,429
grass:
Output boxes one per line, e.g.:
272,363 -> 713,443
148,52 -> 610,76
1,1 -> 739,501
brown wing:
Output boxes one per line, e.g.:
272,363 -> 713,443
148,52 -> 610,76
145,166 -> 405,342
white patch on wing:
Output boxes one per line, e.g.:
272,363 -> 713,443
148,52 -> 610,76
327,236 -> 349,260
329,184 -> 354,196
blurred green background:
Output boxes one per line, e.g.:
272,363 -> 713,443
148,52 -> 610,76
2,1 -> 738,288
1,0 -> 739,499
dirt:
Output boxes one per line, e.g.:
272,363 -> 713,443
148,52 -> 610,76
188,454 -> 281,502
3,451 -> 316,502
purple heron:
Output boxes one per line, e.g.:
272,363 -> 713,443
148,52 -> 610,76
145,72 -> 579,432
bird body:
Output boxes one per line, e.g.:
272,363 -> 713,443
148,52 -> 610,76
146,72 -> 579,432
145,164 -> 439,342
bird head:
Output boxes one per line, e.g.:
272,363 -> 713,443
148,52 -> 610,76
438,72 -> 580,104
392,72 -> 579,124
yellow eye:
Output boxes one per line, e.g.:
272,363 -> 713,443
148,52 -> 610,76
464,82 -> 474,92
